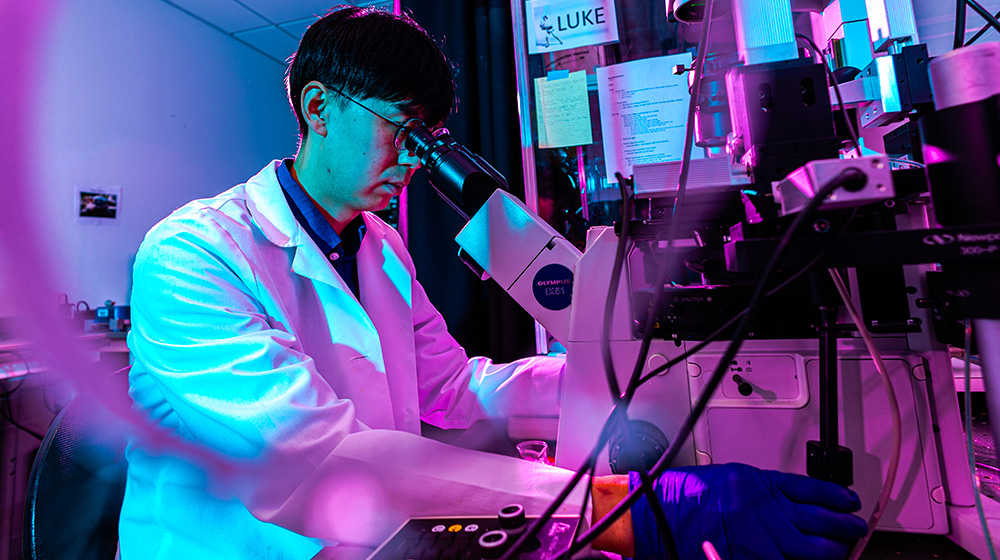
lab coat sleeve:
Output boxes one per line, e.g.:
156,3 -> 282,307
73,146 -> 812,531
278,430 -> 587,550
407,262 -> 565,429
128,208 -> 583,549
128,208 -> 367,498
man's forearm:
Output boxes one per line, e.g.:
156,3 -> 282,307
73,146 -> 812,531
590,475 -> 635,557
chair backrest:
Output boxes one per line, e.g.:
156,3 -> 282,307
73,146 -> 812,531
23,394 -> 128,560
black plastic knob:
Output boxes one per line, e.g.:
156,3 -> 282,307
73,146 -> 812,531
732,374 -> 754,397
478,529 -> 509,559
498,504 -> 525,531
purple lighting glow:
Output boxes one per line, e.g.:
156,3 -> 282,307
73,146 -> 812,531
923,145 -> 952,165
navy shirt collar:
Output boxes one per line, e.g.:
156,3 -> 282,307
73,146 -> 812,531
275,158 -> 366,262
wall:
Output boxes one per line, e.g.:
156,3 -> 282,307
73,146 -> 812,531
24,0 -> 298,310
6,0 -> 997,319
914,0 -> 1000,57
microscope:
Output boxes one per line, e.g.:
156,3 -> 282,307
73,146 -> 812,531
399,0 -> 1000,557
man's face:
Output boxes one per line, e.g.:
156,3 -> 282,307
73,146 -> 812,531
311,95 -> 422,220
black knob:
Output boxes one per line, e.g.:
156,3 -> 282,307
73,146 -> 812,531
478,529 -> 509,559
733,374 -> 753,397
498,504 -> 525,531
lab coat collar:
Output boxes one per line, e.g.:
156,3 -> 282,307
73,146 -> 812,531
243,160 -> 350,294
245,160 -> 307,249
243,161 -> 421,432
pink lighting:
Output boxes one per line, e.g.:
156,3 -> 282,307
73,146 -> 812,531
923,145 -> 952,165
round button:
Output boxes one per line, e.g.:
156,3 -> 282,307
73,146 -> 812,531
732,374 -> 754,397
498,504 -> 525,530
647,353 -> 671,376
687,362 -> 702,378
431,525 -> 446,533
478,530 -> 509,559
448,524 -> 463,533
329,252 -> 340,261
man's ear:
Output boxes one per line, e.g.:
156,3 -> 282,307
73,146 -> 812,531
300,81 -> 330,137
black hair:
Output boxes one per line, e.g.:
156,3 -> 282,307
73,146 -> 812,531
286,5 -> 456,138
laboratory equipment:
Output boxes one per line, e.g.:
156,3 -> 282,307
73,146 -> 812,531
367,504 -> 580,560
402,0 -> 1000,556
515,440 -> 550,463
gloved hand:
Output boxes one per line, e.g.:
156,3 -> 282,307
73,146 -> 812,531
629,463 -> 868,560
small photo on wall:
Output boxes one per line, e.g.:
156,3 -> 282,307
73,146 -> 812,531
76,185 -> 120,221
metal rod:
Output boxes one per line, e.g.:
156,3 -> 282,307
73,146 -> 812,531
964,7 -> 1000,45
577,146 -> 590,221
819,306 -> 839,446
963,0 -> 1000,37
955,0 -> 967,49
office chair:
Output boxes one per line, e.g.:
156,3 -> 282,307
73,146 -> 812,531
23,390 -> 129,560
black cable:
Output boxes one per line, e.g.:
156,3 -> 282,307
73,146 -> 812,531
0,375 -> 26,400
572,177 -> 861,556
506,403 -> 675,559
0,350 -> 30,399
562,2 -> 714,553
500,409 -> 624,560
555,28 -> 854,555
571,460 -> 596,545
508,2 -> 707,554
0,350 -> 44,439
579,4 -> 718,556
531,73 -> 685,560
598,387 -> 680,557
636,468 -> 679,558
636,207 -> 860,385
547,134 -> 858,560
500,459 -> 589,560
956,0 -> 968,49
528,169 -> 637,558
595,205 -> 859,557
519,20 -> 858,560
795,34 -> 861,155
537,405 -> 675,560
590,172 -> 678,558
567,168 -> 867,555
963,0 -> 1000,38
573,170 -> 865,552
593,173 -> 678,558
600,172 -> 635,402
964,7 -> 1000,45
2,396 -> 44,440
623,0 -> 717,409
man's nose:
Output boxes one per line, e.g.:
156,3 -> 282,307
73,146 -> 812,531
398,146 -> 421,170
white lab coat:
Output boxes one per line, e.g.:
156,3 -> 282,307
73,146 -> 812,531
120,162 -> 586,559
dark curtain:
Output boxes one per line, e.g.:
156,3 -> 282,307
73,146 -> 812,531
402,0 -> 536,362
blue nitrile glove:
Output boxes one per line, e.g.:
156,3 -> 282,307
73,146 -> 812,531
629,463 -> 868,560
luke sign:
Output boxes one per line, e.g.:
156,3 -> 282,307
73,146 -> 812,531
525,0 -> 620,55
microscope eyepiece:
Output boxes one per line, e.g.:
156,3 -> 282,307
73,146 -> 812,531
403,123 -> 506,220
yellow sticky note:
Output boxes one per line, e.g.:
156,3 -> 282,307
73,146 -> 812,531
534,70 -> 594,149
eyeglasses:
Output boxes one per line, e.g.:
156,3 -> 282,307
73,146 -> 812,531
326,85 -> 425,151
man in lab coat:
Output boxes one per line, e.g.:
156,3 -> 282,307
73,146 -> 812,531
120,6 -> 866,560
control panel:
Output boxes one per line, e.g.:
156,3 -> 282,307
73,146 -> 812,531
367,504 -> 581,560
